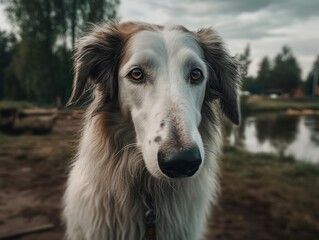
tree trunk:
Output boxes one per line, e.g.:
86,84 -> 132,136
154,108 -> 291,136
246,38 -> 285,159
71,0 -> 77,48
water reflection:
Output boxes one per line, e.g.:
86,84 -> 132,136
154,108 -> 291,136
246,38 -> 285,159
228,114 -> 319,163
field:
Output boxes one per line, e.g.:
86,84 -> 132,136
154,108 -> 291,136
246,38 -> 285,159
1,110 -> 319,240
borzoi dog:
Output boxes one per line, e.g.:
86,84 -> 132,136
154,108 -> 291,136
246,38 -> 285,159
63,21 -> 241,240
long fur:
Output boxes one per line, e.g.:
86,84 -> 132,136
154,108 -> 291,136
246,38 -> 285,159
63,22 -> 240,240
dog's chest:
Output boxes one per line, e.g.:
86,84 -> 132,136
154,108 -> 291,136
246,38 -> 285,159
97,189 -> 208,240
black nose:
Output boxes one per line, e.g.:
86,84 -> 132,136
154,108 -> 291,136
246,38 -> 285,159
158,147 -> 202,178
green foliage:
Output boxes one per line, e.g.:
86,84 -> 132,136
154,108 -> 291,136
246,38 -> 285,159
0,100 -> 35,109
304,55 -> 319,96
1,0 -> 120,104
66,0 -> 120,47
243,56 -> 272,94
287,162 -> 319,178
238,44 -> 251,80
243,46 -> 303,95
224,147 -> 319,184
271,46 -> 302,93
0,31 -> 16,99
256,56 -> 271,93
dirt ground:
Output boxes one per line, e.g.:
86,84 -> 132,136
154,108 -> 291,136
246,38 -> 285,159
0,110 -> 318,240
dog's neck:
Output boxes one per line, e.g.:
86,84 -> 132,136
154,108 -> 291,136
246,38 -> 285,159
139,189 -> 157,240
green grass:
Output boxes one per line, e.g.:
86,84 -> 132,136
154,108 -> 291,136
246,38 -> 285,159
0,132 -> 73,170
241,97 -> 319,113
0,100 -> 36,109
0,100 -> 60,109
223,147 -> 319,179
220,147 -> 319,238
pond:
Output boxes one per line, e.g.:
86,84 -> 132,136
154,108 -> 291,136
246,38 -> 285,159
227,113 -> 319,163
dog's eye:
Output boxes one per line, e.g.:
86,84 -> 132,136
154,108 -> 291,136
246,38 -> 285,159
190,68 -> 203,83
129,67 -> 144,81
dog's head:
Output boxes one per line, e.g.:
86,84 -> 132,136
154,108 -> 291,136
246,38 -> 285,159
68,22 -> 241,179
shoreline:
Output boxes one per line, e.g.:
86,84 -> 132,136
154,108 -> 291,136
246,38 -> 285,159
241,96 -> 319,113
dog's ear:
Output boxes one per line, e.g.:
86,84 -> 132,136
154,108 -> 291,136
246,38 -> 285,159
196,28 -> 241,125
67,24 -> 122,105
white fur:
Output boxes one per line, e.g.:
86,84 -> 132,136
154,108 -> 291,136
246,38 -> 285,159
119,29 -> 208,179
63,23 -> 234,240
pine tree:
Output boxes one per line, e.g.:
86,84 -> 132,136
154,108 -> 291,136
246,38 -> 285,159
270,46 -> 302,94
304,55 -> 319,96
256,56 -> 272,93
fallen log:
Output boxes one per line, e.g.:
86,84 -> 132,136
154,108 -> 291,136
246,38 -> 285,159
0,107 -> 58,134
19,108 -> 58,117
0,108 -> 17,129
13,114 -> 57,134
0,223 -> 55,240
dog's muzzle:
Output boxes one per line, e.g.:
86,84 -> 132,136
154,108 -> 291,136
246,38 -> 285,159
157,147 -> 202,178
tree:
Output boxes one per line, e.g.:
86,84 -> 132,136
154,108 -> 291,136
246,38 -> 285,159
2,0 -> 120,103
0,31 -> 16,99
256,56 -> 272,93
67,0 -> 120,47
238,44 -> 251,80
304,55 -> 319,96
3,0 -> 68,101
238,44 -> 259,94
242,76 -> 259,94
270,46 -> 302,94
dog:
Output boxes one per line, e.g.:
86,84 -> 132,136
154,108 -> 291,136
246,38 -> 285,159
63,21 -> 241,240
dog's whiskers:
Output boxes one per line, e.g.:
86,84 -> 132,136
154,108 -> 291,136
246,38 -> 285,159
114,143 -> 137,157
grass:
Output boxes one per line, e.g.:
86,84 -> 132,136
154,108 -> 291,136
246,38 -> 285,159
241,96 -> 319,113
0,132 -> 73,170
0,100 -> 36,109
218,146 -> 319,239
223,146 -> 319,179
0,100 -> 60,109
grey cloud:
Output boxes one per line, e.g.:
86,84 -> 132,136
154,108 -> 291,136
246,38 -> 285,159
192,0 -> 272,14
124,0 -> 319,40
163,0 -> 319,19
218,25 -> 286,40
141,1 -> 319,23
290,38 -> 319,56
270,0 -> 319,19
144,0 -> 319,39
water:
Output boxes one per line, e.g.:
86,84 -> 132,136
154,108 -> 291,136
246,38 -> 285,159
227,114 -> 319,163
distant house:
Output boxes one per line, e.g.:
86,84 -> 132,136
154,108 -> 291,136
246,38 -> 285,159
292,87 -> 304,98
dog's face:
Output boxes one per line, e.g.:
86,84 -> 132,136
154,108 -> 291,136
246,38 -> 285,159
119,29 -> 208,178
68,22 -> 241,180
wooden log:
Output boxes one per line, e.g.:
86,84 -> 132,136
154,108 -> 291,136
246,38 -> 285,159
0,107 -> 58,134
13,115 -> 57,134
19,108 -> 58,117
0,108 -> 17,129
0,223 -> 55,240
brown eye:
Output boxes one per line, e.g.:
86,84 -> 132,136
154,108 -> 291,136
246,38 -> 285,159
190,68 -> 203,83
129,67 -> 144,81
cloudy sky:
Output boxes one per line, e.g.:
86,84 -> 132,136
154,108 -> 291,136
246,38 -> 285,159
1,0 -> 318,78
119,0 -> 319,79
